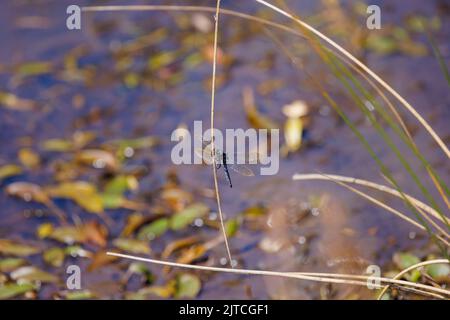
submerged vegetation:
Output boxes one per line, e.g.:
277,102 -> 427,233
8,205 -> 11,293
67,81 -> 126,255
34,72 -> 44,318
0,0 -> 449,300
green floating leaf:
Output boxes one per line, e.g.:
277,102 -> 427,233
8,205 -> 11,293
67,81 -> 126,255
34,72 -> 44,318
41,139 -> 73,152
393,252 -> 421,282
170,203 -> 209,231
0,283 -> 36,299
11,266 -> 58,283
43,247 -> 65,267
0,239 -> 40,257
46,181 -> 103,214
138,218 -> 169,240
128,262 -> 154,284
242,205 -> 267,218
48,226 -> 85,244
104,175 -> 138,195
16,61 -> 52,76
0,165 -> 22,181
113,238 -> 151,255
148,51 -> 177,70
0,258 -> 27,273
225,218 -> 240,237
101,175 -> 138,209
393,252 -> 420,269
63,290 -> 95,300
365,35 -> 397,55
174,273 -> 201,298
426,263 -> 450,282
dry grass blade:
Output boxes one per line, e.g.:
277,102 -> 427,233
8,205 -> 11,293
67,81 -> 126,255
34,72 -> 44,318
209,0 -> 233,267
292,174 -> 450,226
293,173 -> 450,246
377,259 -> 450,299
255,0 -> 450,160
106,252 -> 450,298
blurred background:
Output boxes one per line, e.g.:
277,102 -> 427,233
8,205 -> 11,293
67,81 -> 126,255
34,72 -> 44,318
0,0 -> 449,299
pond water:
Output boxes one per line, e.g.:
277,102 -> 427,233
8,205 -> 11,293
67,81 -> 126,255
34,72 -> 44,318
0,0 -> 449,299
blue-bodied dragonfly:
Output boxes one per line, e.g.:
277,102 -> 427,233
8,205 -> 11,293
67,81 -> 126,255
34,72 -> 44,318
195,139 -> 259,188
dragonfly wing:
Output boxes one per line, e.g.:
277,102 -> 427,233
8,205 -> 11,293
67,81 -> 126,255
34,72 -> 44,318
234,151 -> 261,164
229,164 -> 255,176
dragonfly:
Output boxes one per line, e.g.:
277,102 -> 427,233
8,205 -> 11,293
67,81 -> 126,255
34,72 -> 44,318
195,139 -> 259,188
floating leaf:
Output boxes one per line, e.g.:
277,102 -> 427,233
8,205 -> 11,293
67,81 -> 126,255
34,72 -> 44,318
121,213 -> 145,237
48,226 -> 85,244
128,262 -> 154,284
365,34 -> 397,55
175,245 -> 206,265
242,87 -> 278,130
426,263 -> 450,282
393,252 -> 420,269
101,175 -> 138,209
162,236 -> 200,260
43,247 -> 65,267
11,266 -> 58,283
37,223 -> 54,239
126,281 -> 176,299
161,188 -> 193,212
170,203 -> 209,231
49,221 -> 107,247
242,205 -> 267,218
46,181 -> 103,214
6,182 -> 49,204
18,148 -> 40,169
0,92 -> 36,111
0,239 -> 40,257
75,149 -> 119,171
0,258 -> 27,272
65,246 -> 91,258
63,290 -> 96,300
41,139 -> 73,152
101,193 -> 125,210
104,175 -> 138,195
138,218 -> 169,240
79,221 -> 108,247
16,61 -> 52,76
113,238 -> 151,255
393,252 -> 421,282
0,165 -> 22,181
0,283 -> 35,299
174,273 -> 201,298
88,250 -> 118,272
148,51 -> 177,70
225,218 -> 240,238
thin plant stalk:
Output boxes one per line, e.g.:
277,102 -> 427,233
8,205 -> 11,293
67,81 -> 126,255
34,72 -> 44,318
209,0 -> 233,267
255,0 -> 450,160
292,174 -> 450,226
106,252 -> 450,298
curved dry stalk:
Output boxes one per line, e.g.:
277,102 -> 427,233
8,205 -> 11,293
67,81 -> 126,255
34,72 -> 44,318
292,173 -> 450,246
293,173 -> 450,226
377,259 -> 450,299
209,0 -> 233,267
255,0 -> 450,160
106,252 -> 450,298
